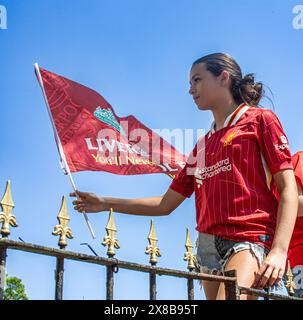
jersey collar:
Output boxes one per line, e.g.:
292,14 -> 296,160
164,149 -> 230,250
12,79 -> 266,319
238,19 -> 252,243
208,103 -> 250,138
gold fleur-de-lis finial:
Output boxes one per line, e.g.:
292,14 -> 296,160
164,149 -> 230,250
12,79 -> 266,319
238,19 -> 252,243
0,180 -> 18,237
183,228 -> 197,271
285,260 -> 296,295
52,196 -> 74,249
145,220 -> 161,265
102,208 -> 120,257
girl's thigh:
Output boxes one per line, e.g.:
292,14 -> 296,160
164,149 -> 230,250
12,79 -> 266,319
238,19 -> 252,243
202,280 -> 221,300
216,249 -> 260,300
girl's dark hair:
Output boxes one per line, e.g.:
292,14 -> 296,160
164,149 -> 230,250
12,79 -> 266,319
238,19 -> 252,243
192,53 -> 265,106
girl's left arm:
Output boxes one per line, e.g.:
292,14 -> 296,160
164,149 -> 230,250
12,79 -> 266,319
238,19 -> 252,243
253,169 -> 298,289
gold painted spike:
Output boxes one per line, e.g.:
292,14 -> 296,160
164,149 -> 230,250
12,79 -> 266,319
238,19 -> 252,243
183,228 -> 197,270
57,195 -> 70,228
0,180 -> 15,214
145,220 -> 161,265
102,208 -> 120,257
285,260 -> 296,295
0,180 -> 18,237
52,196 -> 74,249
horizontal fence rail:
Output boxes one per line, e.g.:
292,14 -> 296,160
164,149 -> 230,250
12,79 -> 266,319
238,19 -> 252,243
0,238 -> 240,300
238,286 -> 302,301
0,238 -> 240,282
0,180 -> 302,300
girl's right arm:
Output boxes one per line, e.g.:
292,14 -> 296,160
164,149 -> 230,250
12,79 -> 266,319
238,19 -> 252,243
69,188 -> 186,216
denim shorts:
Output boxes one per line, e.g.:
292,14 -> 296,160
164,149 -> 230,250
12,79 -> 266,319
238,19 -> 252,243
194,232 -> 289,297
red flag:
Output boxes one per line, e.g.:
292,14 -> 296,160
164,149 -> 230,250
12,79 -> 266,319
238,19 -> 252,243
35,66 -> 187,179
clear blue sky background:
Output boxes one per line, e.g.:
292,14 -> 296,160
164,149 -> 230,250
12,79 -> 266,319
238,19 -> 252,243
1,0 -> 303,300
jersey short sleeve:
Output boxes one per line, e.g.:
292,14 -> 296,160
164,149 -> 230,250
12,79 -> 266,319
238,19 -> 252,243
168,144 -> 197,198
258,110 -> 293,175
292,151 -> 303,190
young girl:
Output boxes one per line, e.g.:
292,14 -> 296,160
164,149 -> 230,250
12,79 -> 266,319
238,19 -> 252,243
70,53 -> 298,300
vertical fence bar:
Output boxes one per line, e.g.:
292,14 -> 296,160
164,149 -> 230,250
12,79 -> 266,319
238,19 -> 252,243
187,276 -> 194,300
55,256 -> 65,300
0,180 -> 17,300
145,221 -> 161,301
52,196 -> 74,301
224,270 -> 240,300
264,288 -> 270,300
150,269 -> 157,300
184,228 -> 195,300
0,246 -> 7,300
106,263 -> 114,300
102,209 -> 120,300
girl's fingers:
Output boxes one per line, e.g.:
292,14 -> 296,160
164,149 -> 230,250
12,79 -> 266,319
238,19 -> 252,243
75,191 -> 87,199
273,269 -> 284,287
75,205 -> 85,211
253,264 -> 267,287
71,192 -> 89,213
72,200 -> 84,205
70,191 -> 87,199
268,268 -> 279,287
258,266 -> 274,288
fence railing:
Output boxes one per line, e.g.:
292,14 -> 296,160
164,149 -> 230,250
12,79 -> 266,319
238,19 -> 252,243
0,180 -> 301,300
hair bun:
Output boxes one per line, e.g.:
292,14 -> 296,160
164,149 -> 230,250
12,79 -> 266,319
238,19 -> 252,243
237,73 -> 263,106
241,73 -> 255,86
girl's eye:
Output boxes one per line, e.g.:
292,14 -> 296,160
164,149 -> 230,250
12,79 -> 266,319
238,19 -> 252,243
194,77 -> 201,82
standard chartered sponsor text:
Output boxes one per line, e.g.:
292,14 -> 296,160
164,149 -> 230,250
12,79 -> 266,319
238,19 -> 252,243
196,158 -> 232,180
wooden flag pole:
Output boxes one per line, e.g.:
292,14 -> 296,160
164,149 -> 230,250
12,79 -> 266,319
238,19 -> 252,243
34,62 -> 96,239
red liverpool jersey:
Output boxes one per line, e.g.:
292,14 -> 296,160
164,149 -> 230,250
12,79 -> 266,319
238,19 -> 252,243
289,151 -> 303,268
169,103 -> 293,251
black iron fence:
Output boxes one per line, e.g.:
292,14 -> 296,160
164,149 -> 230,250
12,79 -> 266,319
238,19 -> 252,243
0,180 -> 301,300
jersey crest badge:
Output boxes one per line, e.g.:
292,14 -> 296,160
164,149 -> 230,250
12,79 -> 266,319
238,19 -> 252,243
223,130 -> 239,147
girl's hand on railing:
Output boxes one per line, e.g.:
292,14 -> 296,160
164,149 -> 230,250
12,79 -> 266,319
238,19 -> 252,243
252,247 -> 287,289
70,191 -> 104,213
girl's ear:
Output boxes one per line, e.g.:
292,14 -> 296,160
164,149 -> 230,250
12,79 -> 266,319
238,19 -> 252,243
220,70 -> 230,87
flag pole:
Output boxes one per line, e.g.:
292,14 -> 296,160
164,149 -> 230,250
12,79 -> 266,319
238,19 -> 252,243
34,62 -> 96,239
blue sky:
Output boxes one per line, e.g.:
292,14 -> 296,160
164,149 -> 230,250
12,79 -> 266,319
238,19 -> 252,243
1,0 -> 303,300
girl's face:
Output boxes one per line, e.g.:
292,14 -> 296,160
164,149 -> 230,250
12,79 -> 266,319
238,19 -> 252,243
189,62 -> 227,110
